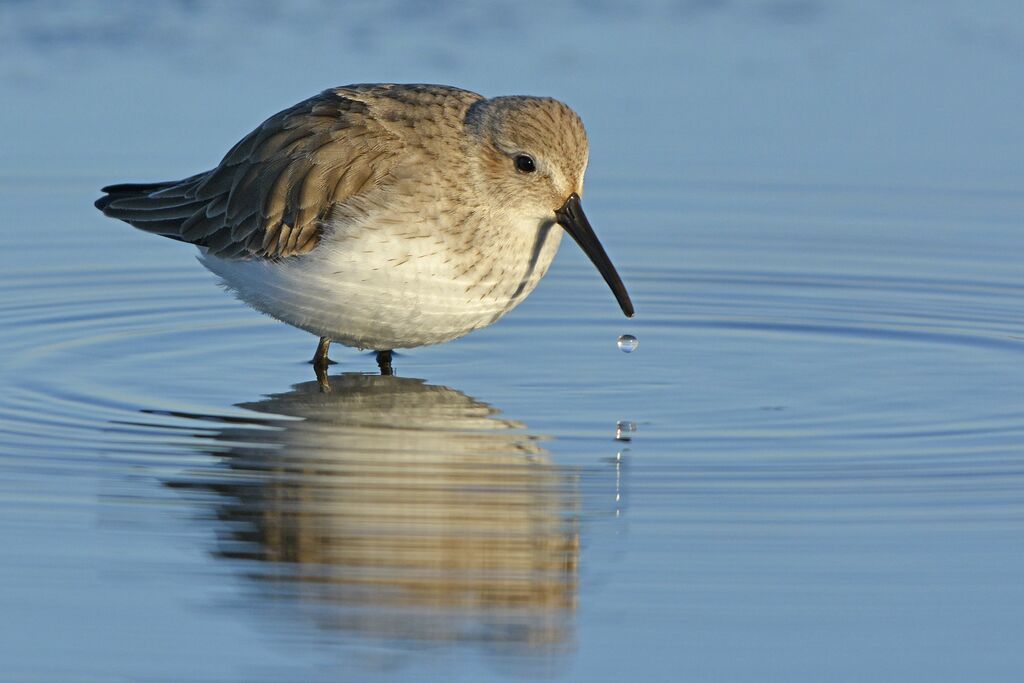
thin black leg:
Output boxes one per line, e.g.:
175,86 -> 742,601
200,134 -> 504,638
312,337 -> 331,369
312,337 -> 333,391
376,349 -> 394,376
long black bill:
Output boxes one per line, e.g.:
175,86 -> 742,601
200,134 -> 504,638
554,193 -> 634,317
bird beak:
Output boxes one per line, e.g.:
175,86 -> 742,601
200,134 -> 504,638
554,193 -> 634,317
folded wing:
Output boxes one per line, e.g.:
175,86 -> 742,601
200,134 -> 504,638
95,89 -> 403,259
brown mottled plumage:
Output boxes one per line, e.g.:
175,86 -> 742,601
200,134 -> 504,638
95,84 -> 632,373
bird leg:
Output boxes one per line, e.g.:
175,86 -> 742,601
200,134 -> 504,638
312,337 -> 332,369
309,338 -> 333,391
376,350 -> 394,376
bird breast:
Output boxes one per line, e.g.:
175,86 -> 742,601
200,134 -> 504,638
200,205 -> 564,349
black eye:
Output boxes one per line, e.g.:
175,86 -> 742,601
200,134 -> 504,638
514,154 -> 536,173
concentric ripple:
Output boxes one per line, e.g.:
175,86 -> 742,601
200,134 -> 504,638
2,180 -> 1024,678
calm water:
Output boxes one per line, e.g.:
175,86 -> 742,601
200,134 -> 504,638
2,2 -> 1024,681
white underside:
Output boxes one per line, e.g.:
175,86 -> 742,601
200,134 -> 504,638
199,215 -> 563,350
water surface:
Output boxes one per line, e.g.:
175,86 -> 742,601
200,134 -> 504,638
2,2 -> 1024,681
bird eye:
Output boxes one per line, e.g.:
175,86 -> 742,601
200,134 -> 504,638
514,154 -> 536,173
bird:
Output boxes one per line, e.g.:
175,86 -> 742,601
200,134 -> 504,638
95,83 -> 633,375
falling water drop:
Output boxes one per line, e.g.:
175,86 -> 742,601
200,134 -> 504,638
617,334 -> 638,353
615,420 -> 637,441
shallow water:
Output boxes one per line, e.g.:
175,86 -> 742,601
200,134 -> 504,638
3,2 -> 1024,681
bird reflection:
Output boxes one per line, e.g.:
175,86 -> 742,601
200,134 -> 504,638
166,373 -> 582,656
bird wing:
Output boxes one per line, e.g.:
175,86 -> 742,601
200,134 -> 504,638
96,89 -> 404,259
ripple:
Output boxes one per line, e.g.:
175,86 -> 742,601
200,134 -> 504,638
2,182 -> 1024,678
621,267 -> 1024,352
3,252 -> 1023,476
0,260 -> 629,661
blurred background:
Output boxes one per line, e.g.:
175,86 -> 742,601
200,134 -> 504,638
5,0 -> 1023,189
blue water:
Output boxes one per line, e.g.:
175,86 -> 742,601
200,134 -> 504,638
2,2 -> 1023,681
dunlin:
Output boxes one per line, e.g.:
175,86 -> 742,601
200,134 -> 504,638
96,83 -> 633,374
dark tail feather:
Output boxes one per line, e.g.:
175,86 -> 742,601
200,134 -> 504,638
94,181 -> 181,212
94,173 -> 214,244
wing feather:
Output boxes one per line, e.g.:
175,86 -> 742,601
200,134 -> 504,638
95,89 -> 403,259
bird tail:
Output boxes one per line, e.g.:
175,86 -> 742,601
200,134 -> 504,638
94,173 -> 208,241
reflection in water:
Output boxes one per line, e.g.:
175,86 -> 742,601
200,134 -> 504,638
164,374 -> 590,658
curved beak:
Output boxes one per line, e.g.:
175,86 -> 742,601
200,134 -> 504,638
554,193 -> 634,317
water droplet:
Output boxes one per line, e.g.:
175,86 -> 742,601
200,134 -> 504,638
615,420 -> 637,441
617,334 -> 638,353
